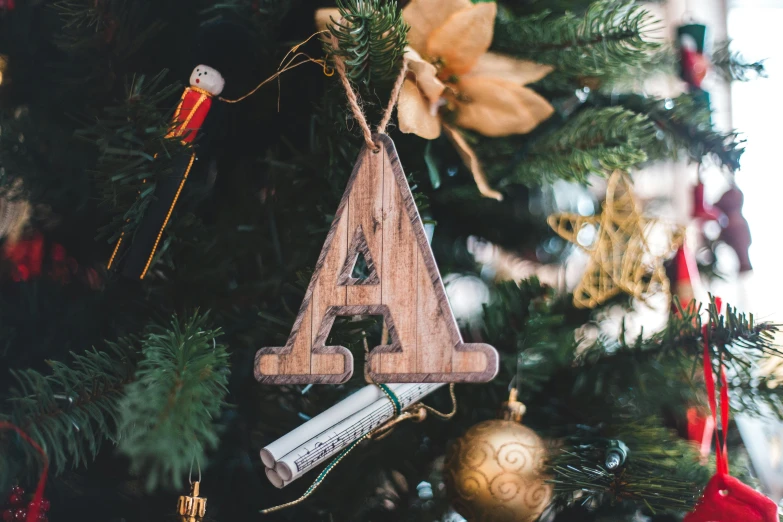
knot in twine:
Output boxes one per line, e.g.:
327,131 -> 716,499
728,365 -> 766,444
330,30 -> 408,152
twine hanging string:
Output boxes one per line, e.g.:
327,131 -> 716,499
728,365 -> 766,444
329,28 -> 409,152
260,383 -> 456,514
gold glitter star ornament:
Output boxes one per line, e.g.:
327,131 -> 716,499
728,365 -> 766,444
548,170 -> 670,309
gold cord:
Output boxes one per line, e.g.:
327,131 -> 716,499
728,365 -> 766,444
139,153 -> 196,279
219,31 -> 332,104
418,382 -> 458,420
106,234 -> 123,270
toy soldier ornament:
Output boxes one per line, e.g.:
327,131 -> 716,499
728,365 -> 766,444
108,64 -> 225,279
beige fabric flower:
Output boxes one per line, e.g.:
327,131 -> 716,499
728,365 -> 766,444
316,0 -> 553,200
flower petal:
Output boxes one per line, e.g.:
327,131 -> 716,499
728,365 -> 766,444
402,0 -> 472,54
315,8 -> 340,33
443,124 -> 503,200
426,2 -> 496,76
404,47 -> 446,106
469,52 -> 553,85
454,76 -> 554,136
398,78 -> 441,139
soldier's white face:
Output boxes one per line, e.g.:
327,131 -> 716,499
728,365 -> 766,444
190,65 -> 225,96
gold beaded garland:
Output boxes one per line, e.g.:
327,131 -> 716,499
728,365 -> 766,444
444,390 -> 552,522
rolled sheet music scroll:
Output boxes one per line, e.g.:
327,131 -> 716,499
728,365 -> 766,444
261,382 -> 444,487
260,384 -> 394,468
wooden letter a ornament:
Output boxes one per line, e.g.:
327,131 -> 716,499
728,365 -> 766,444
255,135 -> 499,384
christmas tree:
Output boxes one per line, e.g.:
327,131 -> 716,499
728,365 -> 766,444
0,1 -> 777,521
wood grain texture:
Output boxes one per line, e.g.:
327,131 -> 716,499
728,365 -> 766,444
254,134 -> 499,384
337,226 -> 380,286
310,179 -> 350,377
376,140 -> 417,377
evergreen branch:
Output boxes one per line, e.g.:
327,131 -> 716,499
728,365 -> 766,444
570,298 -> 781,419
706,300 -> 782,362
497,107 -> 655,185
117,311 -> 229,491
52,0 -> 167,66
550,420 -> 709,514
494,1 -> 661,81
704,300 -> 783,418
609,93 -> 745,171
494,93 -> 745,188
324,0 -> 408,85
0,109 -> 90,210
595,44 -> 678,90
199,0 -> 292,40
75,70 -> 189,243
481,279 -> 578,398
0,338 -> 138,488
480,283 -> 781,423
53,0 -> 108,33
712,40 -> 766,83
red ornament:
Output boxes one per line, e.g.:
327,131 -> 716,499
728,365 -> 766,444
167,65 -> 224,144
1,231 -> 82,284
2,510 -> 13,522
0,422 -> 49,522
692,181 -> 722,221
6,496 -> 21,508
686,406 -> 714,461
677,24 -> 710,90
49,244 -> 65,262
2,232 -> 44,282
681,50 -> 709,88
684,320 -> 779,521
24,500 -> 47,516
668,245 -> 704,312
0,0 -> 15,11
684,473 -> 778,522
714,186 -> 752,272
169,87 -> 213,143
9,488 -> 23,498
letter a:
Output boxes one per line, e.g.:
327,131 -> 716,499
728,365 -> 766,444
255,135 -> 499,384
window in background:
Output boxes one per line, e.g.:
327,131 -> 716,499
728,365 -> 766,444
727,4 -> 783,321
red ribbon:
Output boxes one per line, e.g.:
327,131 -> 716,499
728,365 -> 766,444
0,422 -> 49,522
702,298 -> 730,475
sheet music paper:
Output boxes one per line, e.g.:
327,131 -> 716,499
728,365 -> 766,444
260,383 -> 394,468
263,383 -> 444,487
265,467 -> 286,489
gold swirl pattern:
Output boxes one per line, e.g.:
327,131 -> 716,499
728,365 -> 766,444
444,420 -> 552,522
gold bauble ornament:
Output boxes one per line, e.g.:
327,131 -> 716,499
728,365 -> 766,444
444,389 -> 551,522
177,480 -> 206,521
